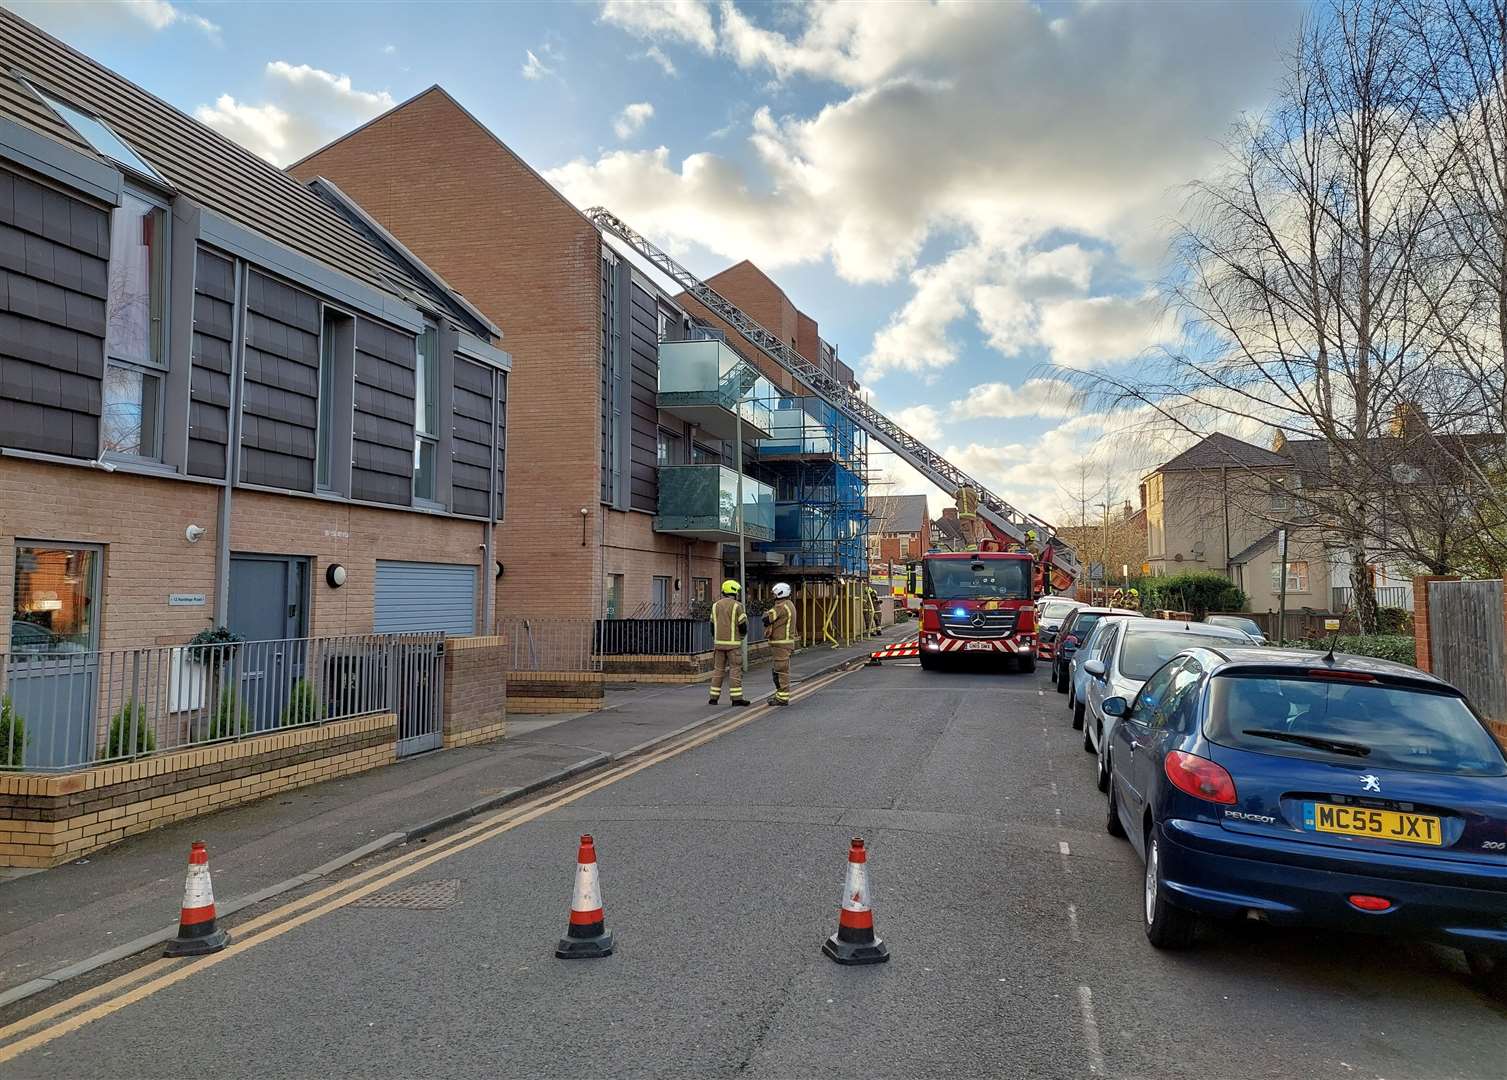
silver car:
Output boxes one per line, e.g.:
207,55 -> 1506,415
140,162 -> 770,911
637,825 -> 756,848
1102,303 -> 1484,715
1079,619 -> 1256,791
1067,615 -> 1138,729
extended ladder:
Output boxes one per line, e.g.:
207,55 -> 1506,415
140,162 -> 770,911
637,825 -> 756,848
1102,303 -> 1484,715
586,207 -> 1079,580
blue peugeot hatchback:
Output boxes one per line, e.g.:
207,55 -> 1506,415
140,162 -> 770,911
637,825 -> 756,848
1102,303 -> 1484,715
1101,646 -> 1507,991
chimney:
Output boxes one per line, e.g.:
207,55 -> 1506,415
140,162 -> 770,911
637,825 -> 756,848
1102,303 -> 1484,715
1138,481 -> 1147,510
942,507 -> 959,521
1390,401 -> 1425,440
1270,429 -> 1287,453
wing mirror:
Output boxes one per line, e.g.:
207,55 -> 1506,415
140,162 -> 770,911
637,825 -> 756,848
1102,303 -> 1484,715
1101,696 -> 1129,718
1083,660 -> 1107,679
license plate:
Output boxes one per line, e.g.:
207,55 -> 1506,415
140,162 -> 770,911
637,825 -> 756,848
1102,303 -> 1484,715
1302,802 -> 1442,846
965,641 -> 994,652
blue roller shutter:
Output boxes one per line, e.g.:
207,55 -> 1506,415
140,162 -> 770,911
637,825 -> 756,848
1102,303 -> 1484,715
374,561 -> 477,635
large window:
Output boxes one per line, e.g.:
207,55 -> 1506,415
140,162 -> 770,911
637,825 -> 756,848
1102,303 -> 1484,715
102,191 -> 168,459
1271,559 -> 1310,593
11,545 -> 100,655
413,323 -> 440,502
657,429 -> 683,466
32,89 -> 165,183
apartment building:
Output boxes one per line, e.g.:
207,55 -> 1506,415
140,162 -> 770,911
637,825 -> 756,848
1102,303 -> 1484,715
292,87 -> 867,624
0,12 -> 509,674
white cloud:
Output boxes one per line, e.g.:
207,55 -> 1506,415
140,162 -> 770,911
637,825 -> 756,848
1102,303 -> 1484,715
613,102 -> 655,140
6,0 -> 220,39
644,45 -> 678,77
952,378 -> 1079,420
1037,294 -> 1172,369
195,62 -> 395,166
549,1 -> 1300,380
383,44 -> 397,56
522,48 -> 555,80
892,404 -> 942,442
599,0 -> 716,53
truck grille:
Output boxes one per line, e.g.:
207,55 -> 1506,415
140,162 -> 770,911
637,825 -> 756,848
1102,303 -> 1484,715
941,611 -> 1018,639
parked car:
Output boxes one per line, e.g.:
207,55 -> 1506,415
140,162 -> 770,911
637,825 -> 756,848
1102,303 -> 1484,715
1034,596 -> 1081,660
1100,646 -> 1507,994
1081,620 -> 1256,784
1052,606 -> 1138,693
1067,615 -> 1137,724
1203,614 -> 1267,645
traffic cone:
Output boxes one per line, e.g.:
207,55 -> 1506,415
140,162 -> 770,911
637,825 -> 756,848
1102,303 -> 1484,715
822,837 -> 890,965
164,841 -> 229,957
555,834 -> 614,959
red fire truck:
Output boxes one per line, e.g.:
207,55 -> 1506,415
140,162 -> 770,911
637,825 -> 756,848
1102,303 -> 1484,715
907,551 -> 1038,672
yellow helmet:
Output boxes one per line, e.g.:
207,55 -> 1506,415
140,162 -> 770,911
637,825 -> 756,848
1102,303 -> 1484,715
721,580 -> 742,596
1026,529 -> 1038,542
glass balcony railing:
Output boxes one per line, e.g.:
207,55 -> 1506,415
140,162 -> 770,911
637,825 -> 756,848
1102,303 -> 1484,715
657,339 -> 774,440
654,465 -> 774,542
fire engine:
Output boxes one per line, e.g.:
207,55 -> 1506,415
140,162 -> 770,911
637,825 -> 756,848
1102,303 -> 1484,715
906,551 -> 1039,672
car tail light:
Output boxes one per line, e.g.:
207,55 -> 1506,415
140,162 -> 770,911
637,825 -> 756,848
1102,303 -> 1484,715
1348,894 -> 1393,912
1164,751 -> 1237,805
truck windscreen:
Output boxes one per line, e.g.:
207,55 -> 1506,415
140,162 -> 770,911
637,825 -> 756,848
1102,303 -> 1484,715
923,558 -> 1031,600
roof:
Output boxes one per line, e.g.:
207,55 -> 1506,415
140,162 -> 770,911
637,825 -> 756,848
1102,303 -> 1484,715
1228,529 -> 1280,565
932,515 -> 966,547
1280,438 -> 1332,484
869,494 -> 928,534
1151,432 -> 1293,475
0,10 -> 446,309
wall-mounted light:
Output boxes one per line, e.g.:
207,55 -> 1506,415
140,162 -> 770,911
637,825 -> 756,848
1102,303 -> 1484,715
580,506 -> 589,547
326,563 -> 347,588
495,562 -> 504,578
185,524 -> 206,544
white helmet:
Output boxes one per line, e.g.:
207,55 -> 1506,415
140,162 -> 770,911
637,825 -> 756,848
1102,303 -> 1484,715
772,582 -> 792,599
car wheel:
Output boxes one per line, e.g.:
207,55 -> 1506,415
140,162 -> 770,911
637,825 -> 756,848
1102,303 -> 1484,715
1143,828 -> 1196,950
919,651 -> 938,671
1055,665 -> 1069,693
1066,684 -> 1076,711
1467,952 -> 1507,1000
1082,717 -> 1095,753
1105,769 -> 1127,839
1072,700 -> 1086,730
1095,747 -> 1110,793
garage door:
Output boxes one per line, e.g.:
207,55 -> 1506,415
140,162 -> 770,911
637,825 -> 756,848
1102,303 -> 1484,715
374,561 -> 477,636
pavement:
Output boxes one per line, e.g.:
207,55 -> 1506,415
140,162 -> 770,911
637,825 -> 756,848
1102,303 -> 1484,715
0,623 -> 912,1006
4,641 -> 1504,1078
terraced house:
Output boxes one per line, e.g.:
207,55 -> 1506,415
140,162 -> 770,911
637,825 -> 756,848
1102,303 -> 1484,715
0,12 -> 511,766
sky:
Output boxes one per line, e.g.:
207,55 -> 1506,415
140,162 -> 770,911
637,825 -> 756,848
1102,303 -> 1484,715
5,0 -> 1308,523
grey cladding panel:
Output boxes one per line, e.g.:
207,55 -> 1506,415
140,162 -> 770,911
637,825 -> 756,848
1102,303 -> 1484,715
240,270 -> 319,490
628,281 -> 660,513
187,247 -> 235,479
451,356 -> 494,519
0,170 -> 108,458
351,316 -> 416,506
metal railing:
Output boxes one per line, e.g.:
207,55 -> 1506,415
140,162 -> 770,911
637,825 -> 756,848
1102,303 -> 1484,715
594,616 -> 766,656
501,618 -> 602,672
1332,585 -> 1413,611
0,633 -> 443,773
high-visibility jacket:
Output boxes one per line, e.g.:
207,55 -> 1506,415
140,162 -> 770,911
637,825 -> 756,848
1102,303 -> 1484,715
711,597 -> 748,647
763,599 -> 797,645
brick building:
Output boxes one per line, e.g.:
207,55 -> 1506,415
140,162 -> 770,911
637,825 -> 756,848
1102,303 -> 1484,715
0,12 -> 510,768
867,494 -> 930,565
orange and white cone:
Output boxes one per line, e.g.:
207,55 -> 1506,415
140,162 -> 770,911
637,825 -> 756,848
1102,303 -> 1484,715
164,841 -> 229,957
822,837 -> 890,965
555,834 -> 614,959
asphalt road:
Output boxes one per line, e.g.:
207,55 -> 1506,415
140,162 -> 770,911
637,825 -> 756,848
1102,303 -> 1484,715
4,659 -> 1505,1079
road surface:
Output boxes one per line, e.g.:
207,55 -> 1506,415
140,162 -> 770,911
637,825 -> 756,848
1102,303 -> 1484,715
2,659 -> 1503,1078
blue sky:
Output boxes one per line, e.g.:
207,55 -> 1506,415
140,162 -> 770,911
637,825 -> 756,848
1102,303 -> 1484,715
7,0 -> 1307,520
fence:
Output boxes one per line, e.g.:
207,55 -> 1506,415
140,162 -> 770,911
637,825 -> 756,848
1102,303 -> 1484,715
0,633 -> 445,772
1426,580 -> 1507,725
593,616 -> 766,656
501,618 -> 602,672
1332,585 -> 1412,611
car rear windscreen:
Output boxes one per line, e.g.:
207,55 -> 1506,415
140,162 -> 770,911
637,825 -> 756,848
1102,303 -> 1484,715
1117,632 -> 1245,679
1207,674 -> 1507,776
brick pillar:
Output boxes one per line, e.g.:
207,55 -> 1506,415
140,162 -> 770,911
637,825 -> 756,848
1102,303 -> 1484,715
1411,575 -> 1459,673
441,636 -> 507,748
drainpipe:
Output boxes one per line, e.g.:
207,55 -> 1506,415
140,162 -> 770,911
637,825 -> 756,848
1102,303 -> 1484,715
213,260 -> 247,628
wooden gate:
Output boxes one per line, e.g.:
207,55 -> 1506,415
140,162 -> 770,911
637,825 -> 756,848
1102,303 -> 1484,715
1428,580 -> 1507,723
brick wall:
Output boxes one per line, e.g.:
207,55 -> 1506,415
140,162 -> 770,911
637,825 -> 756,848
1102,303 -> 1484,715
0,713 -> 395,867
601,509 -> 721,613
442,635 -> 506,747
505,671 -> 605,713
290,88 -> 603,623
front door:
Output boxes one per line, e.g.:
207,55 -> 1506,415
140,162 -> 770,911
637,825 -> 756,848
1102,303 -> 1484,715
652,576 -> 671,617
228,555 -> 308,731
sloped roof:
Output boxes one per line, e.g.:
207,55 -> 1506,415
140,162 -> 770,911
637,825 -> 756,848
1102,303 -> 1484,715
1281,439 -> 1332,484
0,9 -> 434,305
1229,529 -> 1280,565
869,494 -> 928,534
932,514 -> 966,547
1154,432 -> 1293,473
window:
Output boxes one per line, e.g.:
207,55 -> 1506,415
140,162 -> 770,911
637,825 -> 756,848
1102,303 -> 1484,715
652,575 -> 672,617
413,322 -> 440,502
1132,658 -> 1184,726
657,429 -> 683,466
692,577 -> 711,603
691,442 -> 719,465
1270,559 -> 1309,593
605,574 -> 624,620
657,308 -> 668,341
316,311 -> 338,490
11,545 -> 100,655
33,89 -> 165,183
102,190 -> 168,459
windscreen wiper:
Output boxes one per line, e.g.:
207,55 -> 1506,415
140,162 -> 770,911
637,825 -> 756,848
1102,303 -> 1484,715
1242,729 -> 1371,757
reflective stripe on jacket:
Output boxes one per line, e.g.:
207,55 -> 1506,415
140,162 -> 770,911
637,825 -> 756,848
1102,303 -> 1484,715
764,599 -> 797,645
711,597 -> 747,646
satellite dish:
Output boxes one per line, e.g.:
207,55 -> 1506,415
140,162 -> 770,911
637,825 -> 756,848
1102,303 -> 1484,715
1191,541 -> 1206,558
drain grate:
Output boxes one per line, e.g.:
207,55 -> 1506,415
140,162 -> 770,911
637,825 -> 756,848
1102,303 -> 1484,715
352,878 -> 461,910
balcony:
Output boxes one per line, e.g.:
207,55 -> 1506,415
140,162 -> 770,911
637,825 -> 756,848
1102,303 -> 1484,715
654,465 -> 774,542
657,339 -> 773,440
757,397 -> 858,463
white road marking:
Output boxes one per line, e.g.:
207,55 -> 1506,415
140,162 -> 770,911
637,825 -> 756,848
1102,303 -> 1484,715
1066,903 -> 1081,944
1050,781 -> 1059,798
1058,841 -> 1071,856
1077,985 -> 1106,1076
1054,807 -> 1063,827
1038,689 -> 1045,697
1058,839 -> 1072,875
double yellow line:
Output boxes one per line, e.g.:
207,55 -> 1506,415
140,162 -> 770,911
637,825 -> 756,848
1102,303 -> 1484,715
0,662 -> 858,1064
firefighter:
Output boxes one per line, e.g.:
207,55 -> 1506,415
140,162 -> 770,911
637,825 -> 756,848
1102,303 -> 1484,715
763,582 -> 797,706
709,580 -> 750,706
